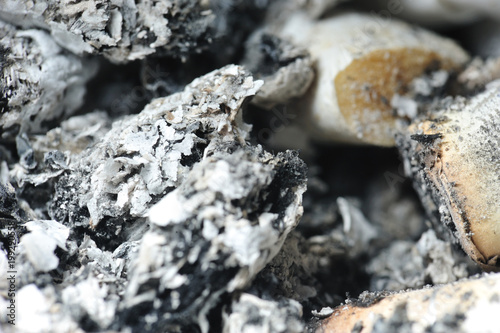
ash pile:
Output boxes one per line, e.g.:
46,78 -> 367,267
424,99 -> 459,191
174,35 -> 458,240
1,1 -> 500,332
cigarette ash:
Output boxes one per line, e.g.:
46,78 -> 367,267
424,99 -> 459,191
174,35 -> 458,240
0,0 -> 272,64
239,145 -> 464,328
6,111 -> 111,225
242,31 -> 314,109
0,0 -> 215,63
0,182 -> 24,223
1,64 -> 311,332
1,1 -> 500,332
47,65 -> 261,239
224,292 -> 304,333
458,57 -> 500,92
121,144 -> 306,332
248,141 -> 477,332
137,1 -> 271,101
0,20 -> 97,138
367,229 -> 470,291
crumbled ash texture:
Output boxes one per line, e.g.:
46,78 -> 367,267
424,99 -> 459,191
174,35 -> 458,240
138,5 -> 299,106
458,57 -> 500,92
242,177 -> 428,325
244,228 -> 353,324
224,292 -> 304,333
242,31 -> 314,109
260,150 -> 428,312
0,219 -> 136,332
120,144 -> 307,332
226,230 -> 328,331
364,177 -> 425,248
367,229 -> 471,291
0,0 -> 218,63
1,64 -> 310,332
48,65 -> 262,240
0,20 -> 96,137
254,232 -> 322,303
0,182 -> 23,222
6,111 -> 110,225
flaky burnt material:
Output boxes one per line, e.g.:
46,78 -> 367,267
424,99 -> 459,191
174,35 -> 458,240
0,0 -> 215,63
0,20 -> 96,137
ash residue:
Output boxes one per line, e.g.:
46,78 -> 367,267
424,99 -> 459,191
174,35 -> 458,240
242,31 -> 314,109
1,2 -> 499,332
367,230 -> 471,291
1,64 -> 310,332
0,0 -> 215,63
0,20 -> 97,137
0,0 -> 270,64
121,143 -> 306,332
48,65 -> 261,233
224,292 -> 304,333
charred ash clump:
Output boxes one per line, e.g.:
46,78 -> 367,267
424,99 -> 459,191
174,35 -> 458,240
120,145 -> 306,332
0,20 -> 97,138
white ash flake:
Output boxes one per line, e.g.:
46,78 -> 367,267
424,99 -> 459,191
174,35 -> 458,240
123,146 -> 306,332
2,63 -> 310,332
312,306 -> 334,318
0,20 -> 97,136
19,220 -> 69,273
224,293 -> 304,333
49,65 -> 262,228
0,0 -> 216,63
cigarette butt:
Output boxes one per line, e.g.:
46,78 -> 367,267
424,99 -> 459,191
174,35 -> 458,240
401,81 -> 500,271
317,273 -> 500,333
275,12 -> 469,146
